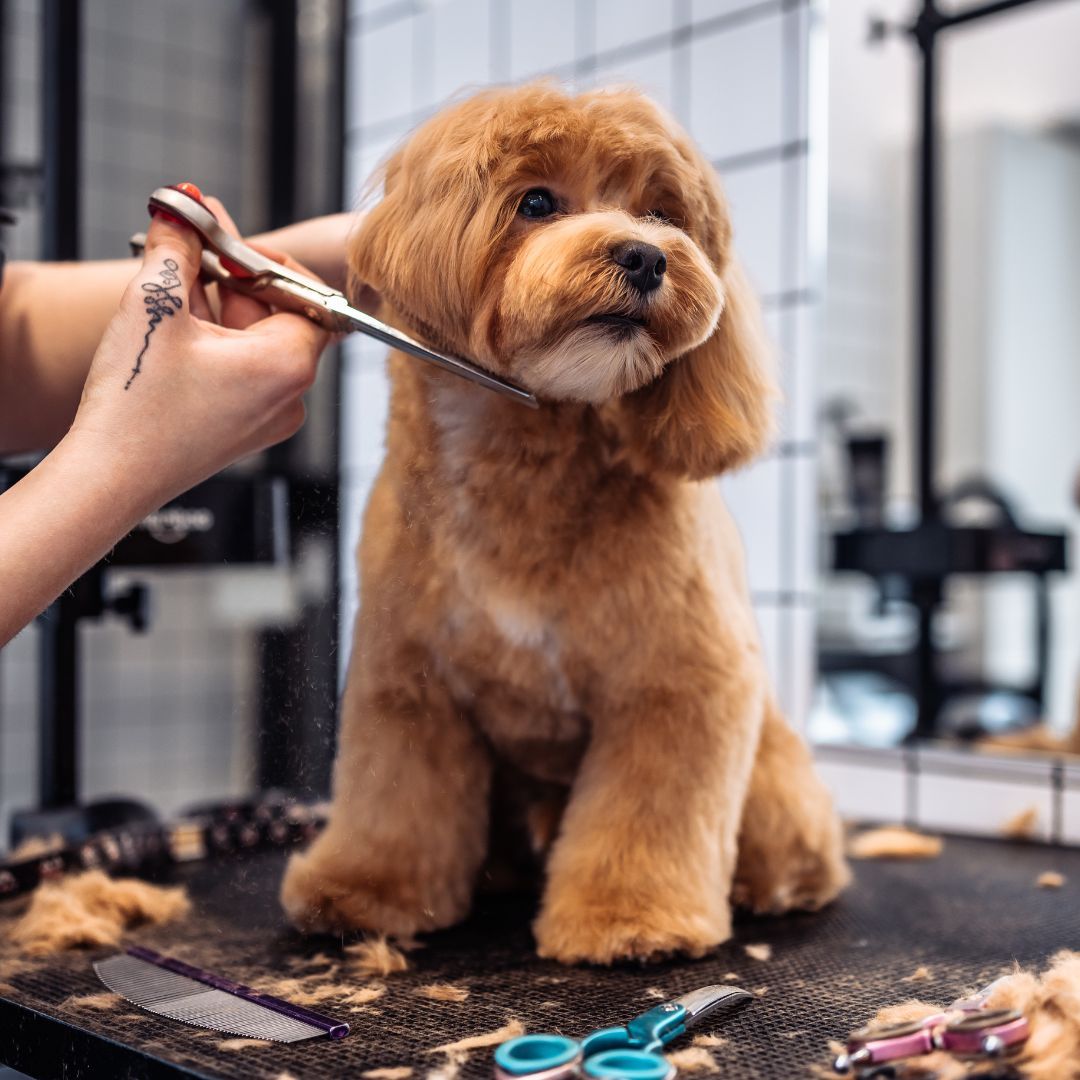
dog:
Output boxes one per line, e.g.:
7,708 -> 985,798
281,83 -> 849,964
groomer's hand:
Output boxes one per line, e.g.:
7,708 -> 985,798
71,199 -> 329,507
0,197 -> 330,646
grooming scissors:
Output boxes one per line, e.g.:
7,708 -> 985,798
494,985 -> 753,1080
832,977 -> 1029,1074
130,185 -> 538,408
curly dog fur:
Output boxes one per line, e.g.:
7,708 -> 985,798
281,83 -> 849,963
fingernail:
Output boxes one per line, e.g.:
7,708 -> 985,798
171,181 -> 204,203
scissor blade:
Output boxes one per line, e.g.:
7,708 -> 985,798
675,985 -> 754,1025
325,297 -> 538,408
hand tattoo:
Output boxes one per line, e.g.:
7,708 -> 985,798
124,258 -> 182,390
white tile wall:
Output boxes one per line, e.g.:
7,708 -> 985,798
687,15 -> 783,161
815,751 -> 909,823
508,0 -> 580,80
722,160 -> 784,296
918,770 -> 1055,842
358,16 -> 416,128
722,456 -> 784,594
341,0 -> 823,730
812,743 -> 1080,846
1059,777 -> 1080,846
589,45 -> 676,113
595,0 -> 674,55
428,0 -> 492,103
788,452 -> 818,594
779,303 -> 818,444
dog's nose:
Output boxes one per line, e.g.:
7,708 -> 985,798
611,240 -> 667,294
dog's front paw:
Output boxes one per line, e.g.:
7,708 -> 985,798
280,846 -> 454,937
534,892 -> 730,965
733,798 -> 850,915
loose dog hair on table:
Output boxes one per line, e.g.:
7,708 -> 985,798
281,82 -> 849,963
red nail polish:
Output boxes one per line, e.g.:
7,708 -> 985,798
171,181 -> 204,202
149,207 -> 183,226
219,254 -> 255,279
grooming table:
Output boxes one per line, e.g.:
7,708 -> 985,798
0,835 -> 1076,1079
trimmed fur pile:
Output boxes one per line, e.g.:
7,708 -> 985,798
345,935 -> 411,976
666,1046 -> 720,1072
415,982 -> 469,1002
848,826 -> 943,860
7,870 -> 189,954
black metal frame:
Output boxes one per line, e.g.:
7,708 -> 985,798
255,0 -> 345,798
37,0 -> 83,806
41,0 -> 79,263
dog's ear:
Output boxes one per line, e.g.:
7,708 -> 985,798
346,142 -> 484,343
346,149 -> 411,310
618,256 -> 777,479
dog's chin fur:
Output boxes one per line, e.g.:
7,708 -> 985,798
281,82 -> 849,965
519,324 -> 667,403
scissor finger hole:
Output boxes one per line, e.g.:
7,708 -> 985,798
849,1018 -> 929,1043
494,1034 -> 581,1080
945,1008 -> 1023,1033
583,1049 -> 675,1080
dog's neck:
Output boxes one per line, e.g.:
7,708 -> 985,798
375,299 -> 674,514
377,334 -> 689,593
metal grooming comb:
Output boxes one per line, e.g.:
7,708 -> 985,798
94,945 -> 349,1042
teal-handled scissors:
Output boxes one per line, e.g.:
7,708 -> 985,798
494,985 -> 753,1080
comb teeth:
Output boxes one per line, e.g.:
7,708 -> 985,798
94,954 -> 326,1043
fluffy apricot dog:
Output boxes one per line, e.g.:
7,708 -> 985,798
281,83 -> 849,963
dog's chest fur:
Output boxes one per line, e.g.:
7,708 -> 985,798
417,384 -> 646,784
432,562 -> 590,786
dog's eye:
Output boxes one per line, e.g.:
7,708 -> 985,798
647,208 -> 672,224
519,189 -> 557,219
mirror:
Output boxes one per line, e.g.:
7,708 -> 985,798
814,0 -> 1080,762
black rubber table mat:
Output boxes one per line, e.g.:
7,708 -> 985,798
1,835 -> 1078,1079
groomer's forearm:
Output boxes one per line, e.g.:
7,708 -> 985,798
0,259 -> 136,453
0,429 -> 155,646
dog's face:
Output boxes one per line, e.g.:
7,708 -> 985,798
351,85 -> 731,404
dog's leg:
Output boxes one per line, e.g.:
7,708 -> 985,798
732,699 -> 850,914
280,645 -> 490,937
533,676 -> 763,964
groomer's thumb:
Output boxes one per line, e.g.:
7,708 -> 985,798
139,197 -> 204,292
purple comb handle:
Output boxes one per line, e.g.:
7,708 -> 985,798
126,945 -> 349,1039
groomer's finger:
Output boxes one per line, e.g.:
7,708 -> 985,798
202,194 -> 270,331
139,199 -> 204,296
189,280 -> 212,322
245,309 -> 330,393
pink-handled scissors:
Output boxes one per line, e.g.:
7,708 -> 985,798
832,978 -> 1029,1073
130,185 -> 538,409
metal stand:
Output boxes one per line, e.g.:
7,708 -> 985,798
37,0 -> 83,806
36,575 -> 148,808
255,0 -> 345,798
